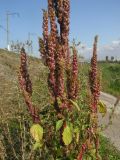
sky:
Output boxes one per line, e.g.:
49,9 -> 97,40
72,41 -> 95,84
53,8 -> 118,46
0,0 -> 120,59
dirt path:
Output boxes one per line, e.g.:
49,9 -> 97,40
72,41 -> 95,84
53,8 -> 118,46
99,92 -> 120,150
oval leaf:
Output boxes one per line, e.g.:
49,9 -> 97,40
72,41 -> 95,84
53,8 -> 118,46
62,125 -> 72,145
30,124 -> 43,142
56,119 -> 64,131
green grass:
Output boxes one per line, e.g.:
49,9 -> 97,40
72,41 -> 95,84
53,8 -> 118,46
79,61 -> 120,97
99,62 -> 120,97
100,136 -> 120,160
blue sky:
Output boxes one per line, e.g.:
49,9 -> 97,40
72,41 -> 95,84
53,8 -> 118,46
0,0 -> 120,59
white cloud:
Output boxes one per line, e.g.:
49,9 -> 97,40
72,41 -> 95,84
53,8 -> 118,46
77,39 -> 120,60
101,45 -> 114,51
112,40 -> 120,45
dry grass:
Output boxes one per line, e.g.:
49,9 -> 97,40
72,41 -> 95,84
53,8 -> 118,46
0,49 -> 49,118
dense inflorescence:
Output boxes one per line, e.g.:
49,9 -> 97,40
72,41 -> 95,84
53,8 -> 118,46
47,35 -> 56,98
19,48 -> 32,95
43,10 -> 49,42
39,0 -> 71,111
89,36 -> 100,113
68,47 -> 79,100
55,44 -> 65,99
89,36 -> 100,160
41,10 -> 49,65
66,48 -> 71,99
19,48 -> 40,123
61,0 -> 70,45
77,36 -> 100,160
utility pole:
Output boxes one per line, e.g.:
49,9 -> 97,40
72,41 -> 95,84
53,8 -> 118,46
6,12 -> 19,50
6,12 -> 9,50
0,25 -> 7,48
28,32 -> 31,54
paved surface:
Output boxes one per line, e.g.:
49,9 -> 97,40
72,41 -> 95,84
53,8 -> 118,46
99,92 -> 120,150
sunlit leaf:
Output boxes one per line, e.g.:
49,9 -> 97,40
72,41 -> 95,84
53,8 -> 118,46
56,119 -> 64,131
74,127 -> 79,133
30,124 -> 43,142
98,101 -> 107,117
62,125 -> 72,145
69,122 -> 73,131
33,141 -> 43,150
86,157 -> 92,160
76,132 -> 79,144
89,149 -> 96,159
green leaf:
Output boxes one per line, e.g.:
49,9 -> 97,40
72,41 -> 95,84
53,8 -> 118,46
74,127 -> 79,133
30,124 -> 43,142
69,122 -> 73,131
86,157 -> 92,160
70,99 -> 80,111
62,125 -> 72,145
76,132 -> 79,144
33,141 -> 43,150
74,127 -> 80,144
56,119 -> 64,131
98,101 -> 107,117
89,149 -> 96,159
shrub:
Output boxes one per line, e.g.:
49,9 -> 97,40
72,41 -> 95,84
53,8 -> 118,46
18,0 -> 101,159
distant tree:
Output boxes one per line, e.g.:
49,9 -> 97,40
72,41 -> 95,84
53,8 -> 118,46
106,56 -> 109,62
10,40 -> 25,53
111,56 -> 114,62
